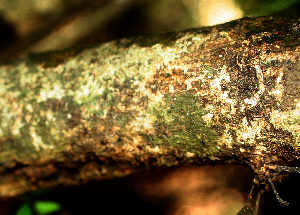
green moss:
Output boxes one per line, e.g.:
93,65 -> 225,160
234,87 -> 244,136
151,92 -> 219,154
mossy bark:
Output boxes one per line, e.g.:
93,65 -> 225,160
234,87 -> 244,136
0,16 -> 300,197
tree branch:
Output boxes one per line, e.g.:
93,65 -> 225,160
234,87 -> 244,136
0,16 -> 300,197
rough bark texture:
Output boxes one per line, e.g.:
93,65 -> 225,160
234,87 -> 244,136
0,16 -> 300,197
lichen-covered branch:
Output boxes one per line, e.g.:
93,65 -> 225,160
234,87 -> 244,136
0,16 -> 300,197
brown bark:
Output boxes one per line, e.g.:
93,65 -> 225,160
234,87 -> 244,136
0,16 -> 300,197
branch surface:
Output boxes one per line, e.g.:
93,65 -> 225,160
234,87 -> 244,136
0,16 -> 300,197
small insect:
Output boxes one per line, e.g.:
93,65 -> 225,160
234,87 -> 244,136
237,165 -> 300,215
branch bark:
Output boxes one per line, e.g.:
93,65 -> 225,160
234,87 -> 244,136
0,16 -> 300,197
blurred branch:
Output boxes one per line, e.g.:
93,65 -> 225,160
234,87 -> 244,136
0,16 -> 300,197
30,0 -> 136,53
0,0 -> 136,61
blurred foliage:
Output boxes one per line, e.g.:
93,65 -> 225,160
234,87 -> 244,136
15,201 -> 61,215
35,201 -> 61,215
236,0 -> 300,16
15,204 -> 32,215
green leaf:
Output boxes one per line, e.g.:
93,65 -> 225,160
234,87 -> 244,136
15,204 -> 33,215
34,201 -> 61,215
